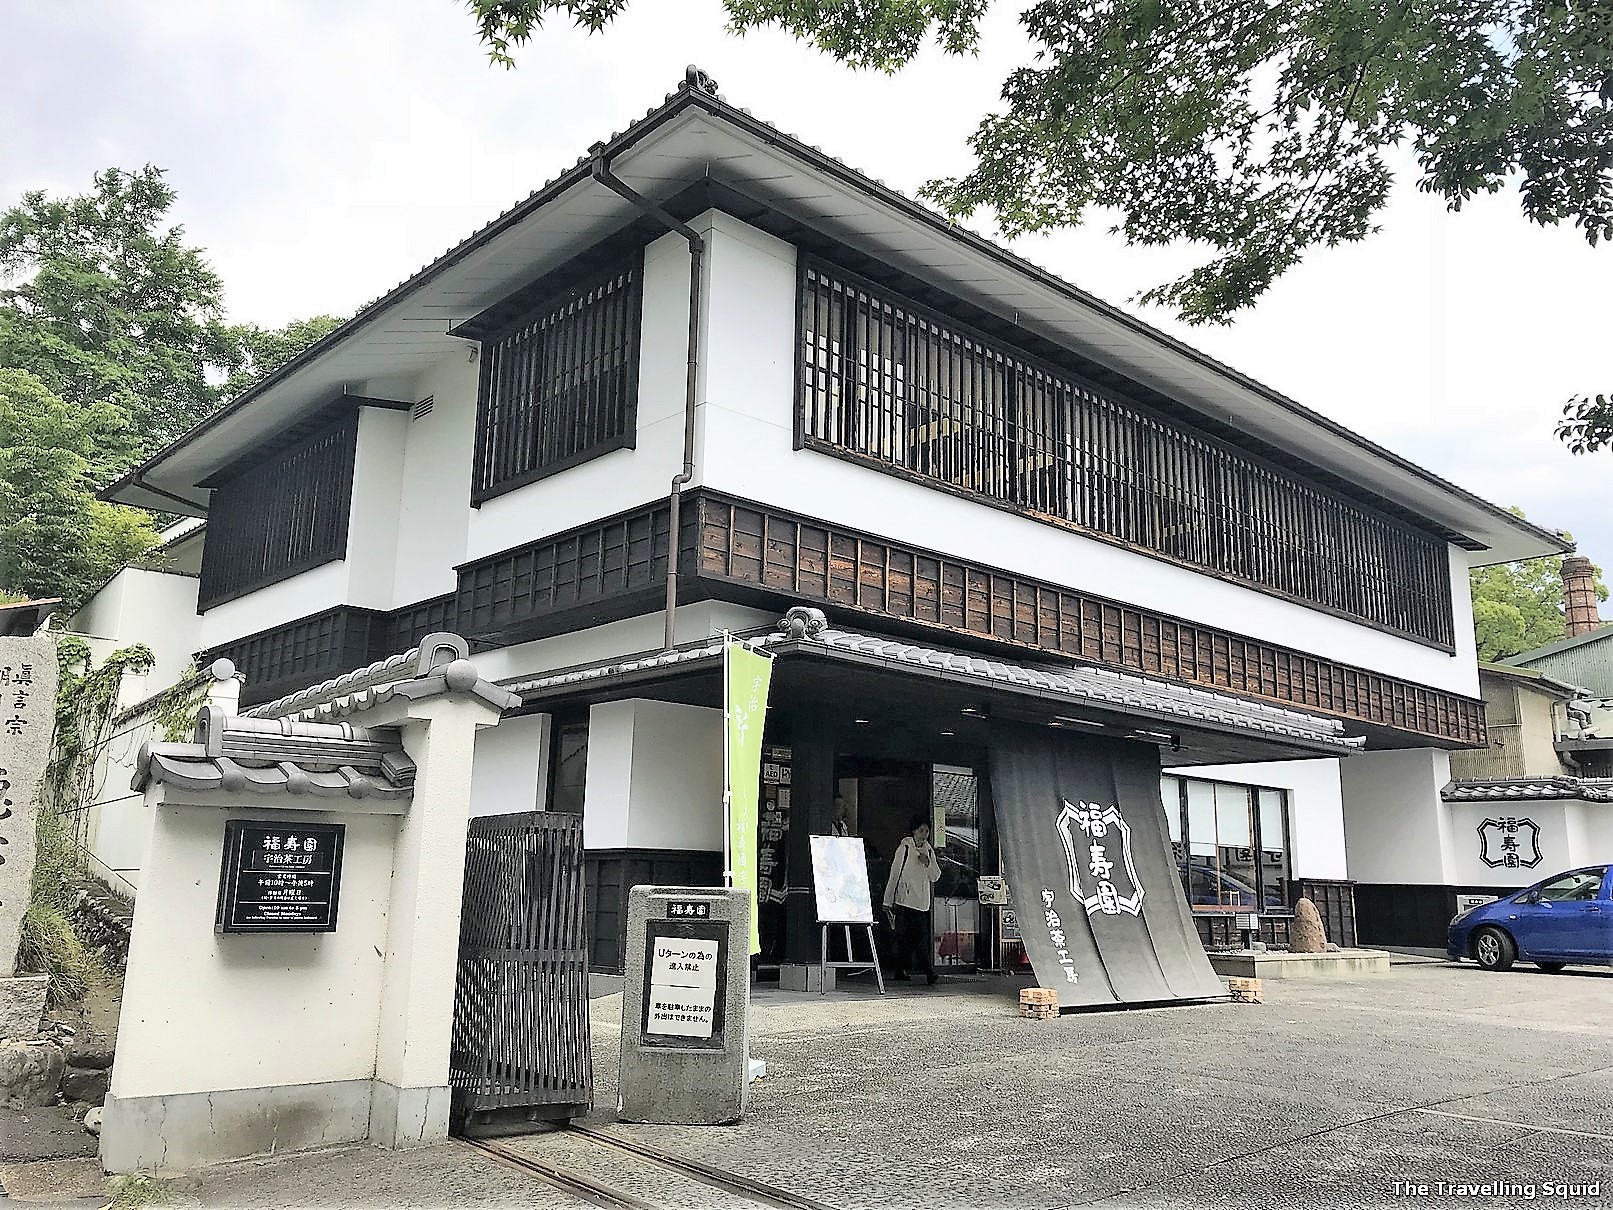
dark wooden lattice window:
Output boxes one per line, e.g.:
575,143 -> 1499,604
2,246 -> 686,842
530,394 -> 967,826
796,259 -> 1455,648
472,255 -> 643,504
197,415 -> 358,610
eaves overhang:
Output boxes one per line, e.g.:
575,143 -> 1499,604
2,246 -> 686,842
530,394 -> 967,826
99,79 -> 1566,563
502,609 -> 1366,762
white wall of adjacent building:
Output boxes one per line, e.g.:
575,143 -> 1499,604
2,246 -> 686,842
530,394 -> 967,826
68,565 -> 207,896
1339,748 -> 1453,885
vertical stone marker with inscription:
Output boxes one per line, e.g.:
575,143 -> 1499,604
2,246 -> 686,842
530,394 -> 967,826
0,630 -> 59,1039
619,885 -> 750,1125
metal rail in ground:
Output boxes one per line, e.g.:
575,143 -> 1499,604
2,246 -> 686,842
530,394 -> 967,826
568,1124 -> 842,1210
460,1136 -> 658,1210
460,1125 -> 843,1210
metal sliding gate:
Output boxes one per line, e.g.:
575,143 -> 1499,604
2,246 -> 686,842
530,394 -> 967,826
450,813 -> 593,1131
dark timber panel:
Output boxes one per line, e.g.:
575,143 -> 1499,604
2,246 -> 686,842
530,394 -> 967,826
197,414 -> 358,610
798,260 -> 1456,649
471,254 -> 643,505
205,606 -> 383,708
453,500 -> 671,644
693,492 -> 1486,747
450,813 -> 591,1126
582,849 -> 723,974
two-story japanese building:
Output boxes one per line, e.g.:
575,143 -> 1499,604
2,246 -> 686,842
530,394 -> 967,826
80,70 -> 1570,982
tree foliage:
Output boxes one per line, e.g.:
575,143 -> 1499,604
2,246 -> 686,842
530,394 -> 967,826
0,369 -> 160,609
0,167 -> 347,610
466,0 -> 1613,323
1556,392 -> 1613,454
1469,512 -> 1608,661
219,314 -> 346,402
0,166 -> 243,452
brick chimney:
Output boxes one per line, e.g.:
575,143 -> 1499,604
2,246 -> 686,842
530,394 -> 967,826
1561,556 -> 1602,637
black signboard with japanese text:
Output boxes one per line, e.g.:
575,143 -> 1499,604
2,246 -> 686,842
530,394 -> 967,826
215,819 -> 346,934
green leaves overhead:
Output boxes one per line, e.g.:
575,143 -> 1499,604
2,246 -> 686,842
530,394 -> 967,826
464,0 -> 1613,324
0,166 -> 241,449
1556,393 -> 1613,455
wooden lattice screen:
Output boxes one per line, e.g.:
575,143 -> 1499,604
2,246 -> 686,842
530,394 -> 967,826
450,813 -> 592,1130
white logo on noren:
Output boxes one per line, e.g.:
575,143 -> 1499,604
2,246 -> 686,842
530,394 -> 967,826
1056,799 -> 1144,916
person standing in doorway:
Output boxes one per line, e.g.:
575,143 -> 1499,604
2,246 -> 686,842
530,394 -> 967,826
883,813 -> 943,984
830,794 -> 852,837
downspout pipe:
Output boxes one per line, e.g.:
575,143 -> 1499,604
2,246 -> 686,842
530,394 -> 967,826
590,138 -> 705,653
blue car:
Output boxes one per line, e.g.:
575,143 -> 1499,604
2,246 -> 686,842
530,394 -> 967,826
1448,865 -> 1612,973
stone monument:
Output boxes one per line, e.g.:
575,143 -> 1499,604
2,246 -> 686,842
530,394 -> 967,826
0,629 -> 59,1039
1289,897 -> 1329,954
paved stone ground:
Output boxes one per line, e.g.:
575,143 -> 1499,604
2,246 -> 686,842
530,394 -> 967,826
6,960 -> 1610,1207
548,959 -> 1613,1210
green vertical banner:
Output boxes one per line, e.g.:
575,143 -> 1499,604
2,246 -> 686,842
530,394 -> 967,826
725,640 -> 773,955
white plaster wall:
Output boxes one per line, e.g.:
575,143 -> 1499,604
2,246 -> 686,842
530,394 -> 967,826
469,712 -> 549,817
393,356 -> 476,606
69,568 -> 202,697
111,805 -> 394,1099
464,228 -> 698,562
625,700 -> 724,852
1339,748 -> 1452,885
1444,799 -> 1576,888
196,562 -> 348,651
345,407 -> 409,612
578,698 -> 724,853
86,709 -> 161,895
583,700 -> 636,850
1580,802 -> 1613,857
474,601 -> 776,685
1186,759 -> 1348,880
698,212 -> 1478,698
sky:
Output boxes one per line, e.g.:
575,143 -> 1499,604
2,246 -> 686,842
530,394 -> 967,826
4,0 -> 1608,574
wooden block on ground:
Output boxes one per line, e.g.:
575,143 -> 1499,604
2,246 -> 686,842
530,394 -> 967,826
1019,987 -> 1059,1018
1226,976 -> 1262,1003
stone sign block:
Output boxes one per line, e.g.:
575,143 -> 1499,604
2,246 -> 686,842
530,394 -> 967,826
1,632 -> 58,978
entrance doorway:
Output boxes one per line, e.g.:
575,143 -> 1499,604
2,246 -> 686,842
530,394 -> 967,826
833,758 -> 989,974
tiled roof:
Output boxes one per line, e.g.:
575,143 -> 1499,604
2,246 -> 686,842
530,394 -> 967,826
243,633 -> 519,723
137,746 -> 416,801
135,709 -> 416,802
1443,777 -> 1613,804
136,632 -> 518,802
504,606 -> 1364,755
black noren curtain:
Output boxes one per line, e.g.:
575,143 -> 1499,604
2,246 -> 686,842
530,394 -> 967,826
990,723 -> 1224,1008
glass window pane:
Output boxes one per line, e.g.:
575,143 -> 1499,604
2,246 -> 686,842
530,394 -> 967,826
1537,869 -> 1606,901
1185,781 -> 1220,907
1214,786 -> 1258,909
1257,789 -> 1290,913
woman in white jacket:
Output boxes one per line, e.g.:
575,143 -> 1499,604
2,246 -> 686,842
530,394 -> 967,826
883,813 -> 943,984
